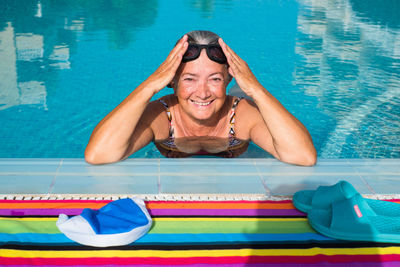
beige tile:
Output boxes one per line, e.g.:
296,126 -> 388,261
159,158 -> 259,175
161,174 -> 266,194
0,175 -> 53,194
362,175 -> 400,194
59,159 -> 159,175
51,174 -> 158,194
0,159 -> 61,174
262,175 -> 371,196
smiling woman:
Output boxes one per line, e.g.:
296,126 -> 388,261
84,30 -> 317,166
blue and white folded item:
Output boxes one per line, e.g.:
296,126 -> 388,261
56,197 -> 152,247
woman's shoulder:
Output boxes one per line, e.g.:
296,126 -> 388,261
228,95 -> 261,137
140,95 -> 174,124
141,95 -> 174,139
228,95 -> 258,112
148,94 -> 174,109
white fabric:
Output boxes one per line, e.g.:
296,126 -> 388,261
56,197 -> 152,247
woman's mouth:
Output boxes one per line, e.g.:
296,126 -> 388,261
190,100 -> 213,106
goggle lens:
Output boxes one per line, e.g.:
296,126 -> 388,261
208,45 -> 226,64
182,44 -> 227,64
183,45 -> 200,61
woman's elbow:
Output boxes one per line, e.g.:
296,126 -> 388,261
298,148 -> 317,166
84,147 -> 116,165
302,152 -> 317,166
84,148 -> 103,165
279,148 -> 317,166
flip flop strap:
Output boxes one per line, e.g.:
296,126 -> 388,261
311,181 -> 358,209
330,194 -> 377,235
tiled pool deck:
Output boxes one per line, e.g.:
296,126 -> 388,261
0,158 -> 399,199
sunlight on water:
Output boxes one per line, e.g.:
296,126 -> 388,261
0,0 -> 399,158
294,0 -> 400,158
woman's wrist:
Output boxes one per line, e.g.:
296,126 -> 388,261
125,82 -> 157,107
248,84 -> 269,101
139,78 -> 163,98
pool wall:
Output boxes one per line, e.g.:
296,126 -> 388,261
1,158 -> 399,199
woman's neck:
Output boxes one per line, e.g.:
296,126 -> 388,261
174,96 -> 230,137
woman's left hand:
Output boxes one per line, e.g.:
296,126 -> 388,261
218,38 -> 263,99
219,39 -> 317,166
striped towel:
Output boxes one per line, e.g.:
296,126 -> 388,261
1,199 -> 400,266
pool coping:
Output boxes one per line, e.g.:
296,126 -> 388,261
0,158 -> 399,199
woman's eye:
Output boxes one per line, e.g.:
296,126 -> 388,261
184,78 -> 193,81
212,78 -> 222,82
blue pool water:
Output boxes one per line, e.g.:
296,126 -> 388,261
0,0 -> 399,158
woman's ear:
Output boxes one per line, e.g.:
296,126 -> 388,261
226,74 -> 233,86
169,79 -> 178,96
169,80 -> 175,89
224,65 -> 233,85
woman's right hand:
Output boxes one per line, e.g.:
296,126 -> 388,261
145,35 -> 188,94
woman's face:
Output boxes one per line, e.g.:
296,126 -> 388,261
174,49 -> 231,122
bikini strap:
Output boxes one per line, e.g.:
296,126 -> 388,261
158,99 -> 174,138
229,97 -> 243,137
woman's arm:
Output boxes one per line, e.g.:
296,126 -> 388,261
219,38 -> 317,166
85,35 -> 188,164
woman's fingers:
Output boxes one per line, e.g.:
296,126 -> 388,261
222,43 -> 245,78
158,35 -> 188,73
219,38 -> 233,63
219,39 -> 246,78
219,38 -> 242,65
163,35 -> 188,72
170,41 -> 188,70
219,38 -> 237,75
168,35 -> 188,61
228,66 -> 235,77
218,38 -> 261,98
146,35 -> 188,93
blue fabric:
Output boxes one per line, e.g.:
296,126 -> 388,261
80,199 -> 149,234
0,233 -> 333,245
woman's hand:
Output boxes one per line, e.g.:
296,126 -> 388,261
145,35 -> 188,95
218,38 -> 263,99
219,38 -> 316,166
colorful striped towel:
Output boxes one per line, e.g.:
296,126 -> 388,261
1,199 -> 400,266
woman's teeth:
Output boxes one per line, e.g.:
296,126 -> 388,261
191,100 -> 211,106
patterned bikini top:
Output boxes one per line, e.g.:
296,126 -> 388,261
154,96 -> 249,158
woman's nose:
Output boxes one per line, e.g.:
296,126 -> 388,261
196,80 -> 211,99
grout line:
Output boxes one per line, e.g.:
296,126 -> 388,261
347,160 -> 377,194
2,171 -> 398,176
48,159 -> 63,194
253,160 -> 271,197
0,193 -> 290,201
1,193 -> 399,201
362,177 -> 377,195
157,158 -> 161,194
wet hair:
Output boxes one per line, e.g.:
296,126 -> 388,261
186,30 -> 221,45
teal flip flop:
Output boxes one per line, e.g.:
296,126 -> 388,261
293,180 -> 400,217
308,194 -> 400,243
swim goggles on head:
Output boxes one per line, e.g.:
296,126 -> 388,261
182,44 -> 227,64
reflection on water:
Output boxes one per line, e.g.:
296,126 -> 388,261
0,0 -> 399,158
187,0 -> 232,18
155,136 -> 250,158
0,23 -> 48,110
0,0 -> 157,111
68,0 -> 157,49
188,0 -> 215,18
294,0 -> 400,158
350,0 -> 400,29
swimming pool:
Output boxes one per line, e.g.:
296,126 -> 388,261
0,0 -> 399,159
